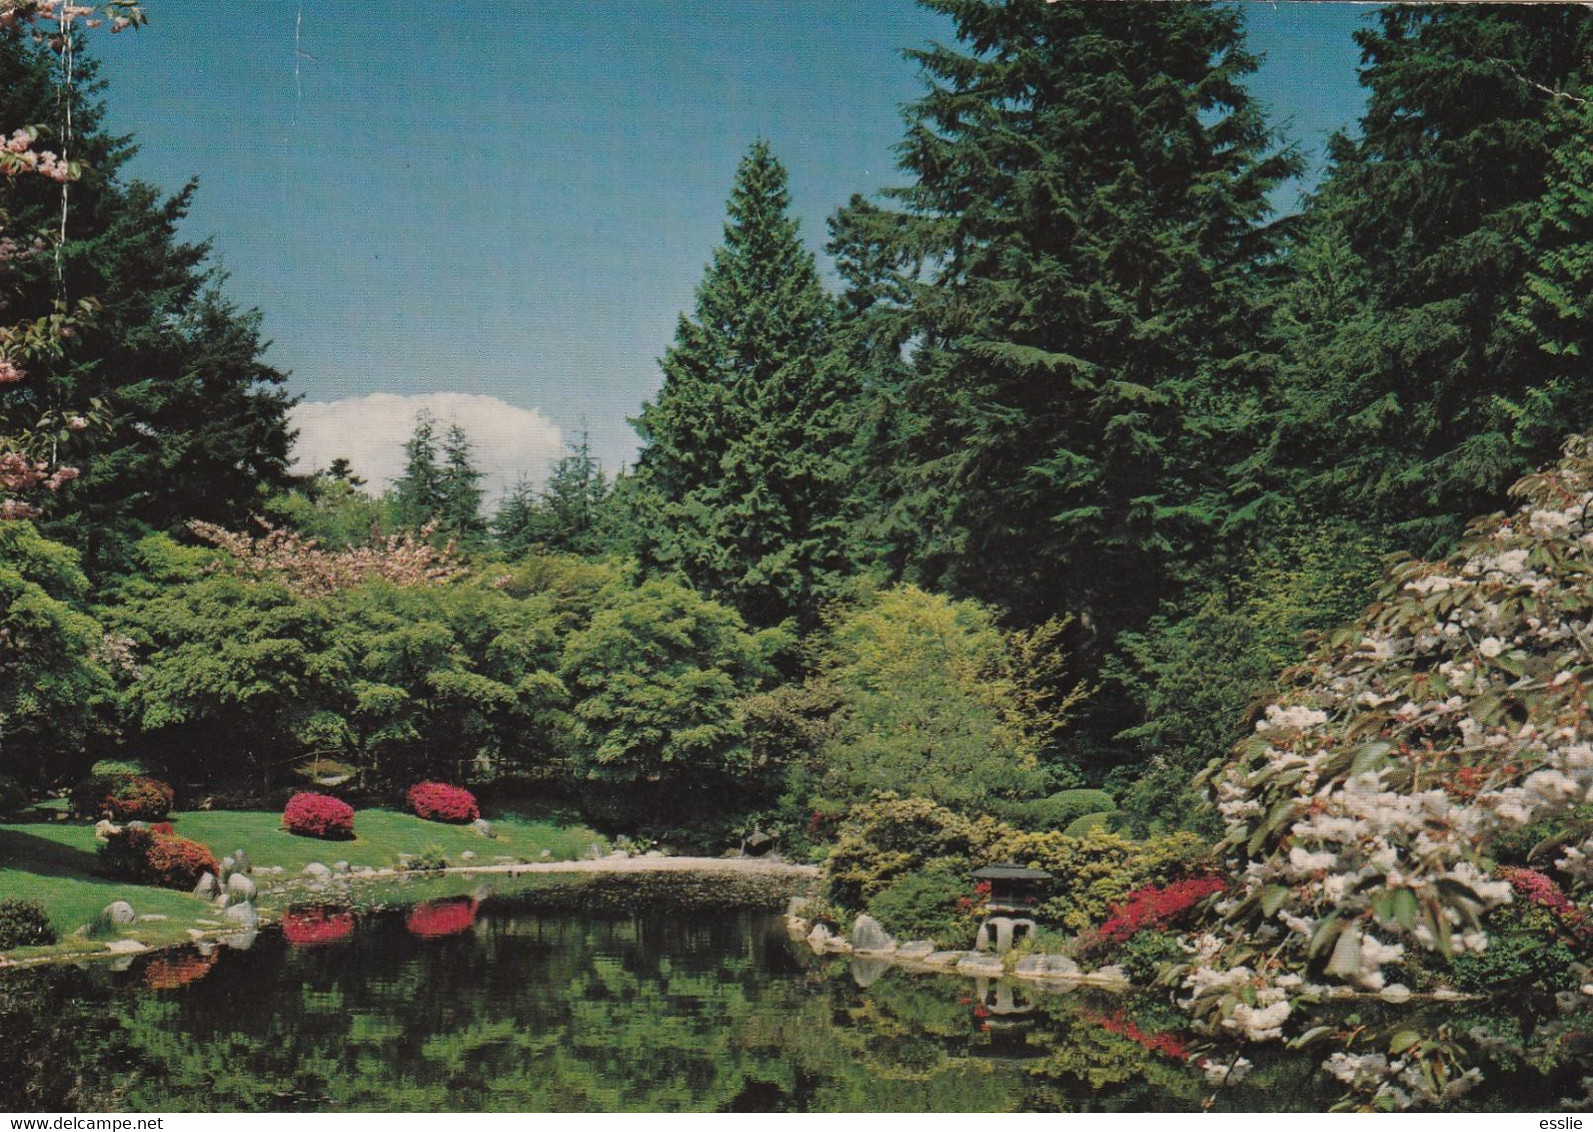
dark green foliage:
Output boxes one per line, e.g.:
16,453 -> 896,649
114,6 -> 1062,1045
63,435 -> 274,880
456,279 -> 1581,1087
1446,904 -> 1581,994
840,0 -> 1298,647
866,860 -> 979,948
1258,6 -> 1593,557
70,773 -> 130,819
0,775 -> 26,816
1110,520 -> 1387,833
1116,930 -> 1187,986
0,899 -> 56,950
632,141 -> 858,629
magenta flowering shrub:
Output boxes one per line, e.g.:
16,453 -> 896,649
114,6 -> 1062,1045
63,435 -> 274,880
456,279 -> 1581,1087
405,781 -> 479,824
282,792 -> 355,839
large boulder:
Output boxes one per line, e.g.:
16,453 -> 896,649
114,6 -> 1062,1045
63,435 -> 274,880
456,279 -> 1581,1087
192,872 -> 219,901
225,873 -> 257,903
223,902 -> 259,929
848,914 -> 895,953
102,901 -> 136,926
302,862 -> 332,881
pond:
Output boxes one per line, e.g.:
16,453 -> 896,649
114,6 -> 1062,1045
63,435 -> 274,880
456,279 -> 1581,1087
2,876 -> 1590,1112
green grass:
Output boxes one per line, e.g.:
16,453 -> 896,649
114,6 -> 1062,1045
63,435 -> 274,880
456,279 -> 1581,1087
0,806 -> 607,962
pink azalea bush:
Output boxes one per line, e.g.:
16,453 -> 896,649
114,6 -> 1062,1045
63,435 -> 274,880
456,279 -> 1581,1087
282,791 -> 355,839
406,781 -> 479,824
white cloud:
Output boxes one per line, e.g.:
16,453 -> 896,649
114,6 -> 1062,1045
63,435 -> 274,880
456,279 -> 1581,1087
288,392 -> 563,507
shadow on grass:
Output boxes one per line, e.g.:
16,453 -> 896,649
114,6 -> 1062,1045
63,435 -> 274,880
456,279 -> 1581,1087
0,827 -> 103,881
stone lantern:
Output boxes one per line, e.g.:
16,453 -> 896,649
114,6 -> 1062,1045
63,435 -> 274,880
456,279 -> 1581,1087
970,862 -> 1052,954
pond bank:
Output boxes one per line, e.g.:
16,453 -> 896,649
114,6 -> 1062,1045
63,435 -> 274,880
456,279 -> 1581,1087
0,856 -> 820,971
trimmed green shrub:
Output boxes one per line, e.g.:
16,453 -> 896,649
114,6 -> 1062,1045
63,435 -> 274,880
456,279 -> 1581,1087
1062,811 -> 1118,837
1015,789 -> 1116,831
825,794 -> 1011,910
1117,930 -> 1188,985
866,860 -> 981,948
89,759 -> 149,778
0,899 -> 56,949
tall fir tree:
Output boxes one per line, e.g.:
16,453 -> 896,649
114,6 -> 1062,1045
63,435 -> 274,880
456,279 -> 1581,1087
0,27 -> 295,573
437,421 -> 484,544
631,140 -> 857,629
835,0 -> 1298,648
392,410 -> 444,529
1260,5 -> 1593,557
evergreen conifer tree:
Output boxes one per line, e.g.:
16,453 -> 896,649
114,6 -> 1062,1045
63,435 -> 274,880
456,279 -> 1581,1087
392,411 -> 444,529
837,0 -> 1298,646
437,422 -> 484,543
1263,5 -> 1593,556
632,140 -> 857,629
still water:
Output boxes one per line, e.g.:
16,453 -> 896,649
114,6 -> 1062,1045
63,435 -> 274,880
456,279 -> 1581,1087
1,883 -> 1589,1112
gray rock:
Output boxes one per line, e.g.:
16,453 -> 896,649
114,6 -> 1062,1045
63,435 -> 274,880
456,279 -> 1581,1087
786,895 -> 811,918
222,928 -> 258,951
1014,954 -> 1080,979
332,860 -> 350,874
231,849 -> 251,875
896,941 -> 936,959
607,849 -> 629,859
104,937 -> 145,953
138,914 -> 168,922
193,872 -> 220,901
643,849 -> 664,858
806,923 -> 834,953
472,818 -> 495,839
124,820 -> 147,832
223,902 -> 258,929
460,850 -> 476,861
219,855 -> 236,880
584,843 -> 604,860
303,862 -> 332,881
744,830 -> 774,857
957,953 -> 1006,977
848,914 -> 895,953
923,950 -> 968,967
539,849 -> 552,859
215,893 -> 230,910
103,901 -> 136,926
225,873 -> 257,903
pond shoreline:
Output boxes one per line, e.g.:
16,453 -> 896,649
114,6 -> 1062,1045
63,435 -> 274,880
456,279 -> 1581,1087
0,856 -> 821,972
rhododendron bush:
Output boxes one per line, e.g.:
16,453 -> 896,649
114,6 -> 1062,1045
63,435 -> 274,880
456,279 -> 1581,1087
1176,436 -> 1593,1101
100,822 -> 217,889
406,781 -> 479,824
282,792 -> 355,839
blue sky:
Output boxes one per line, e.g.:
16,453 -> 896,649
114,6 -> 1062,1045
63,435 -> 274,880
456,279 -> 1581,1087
89,2 -> 1377,499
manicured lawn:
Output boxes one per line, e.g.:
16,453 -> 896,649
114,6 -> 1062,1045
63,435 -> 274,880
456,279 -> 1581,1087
0,806 -> 607,961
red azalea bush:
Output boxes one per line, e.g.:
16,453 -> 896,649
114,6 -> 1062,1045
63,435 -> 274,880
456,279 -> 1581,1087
1096,875 -> 1227,945
104,776 -> 175,822
100,823 -> 219,890
283,792 -> 356,839
1497,866 -> 1593,943
405,897 -> 479,939
405,781 -> 479,824
282,906 -> 355,947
